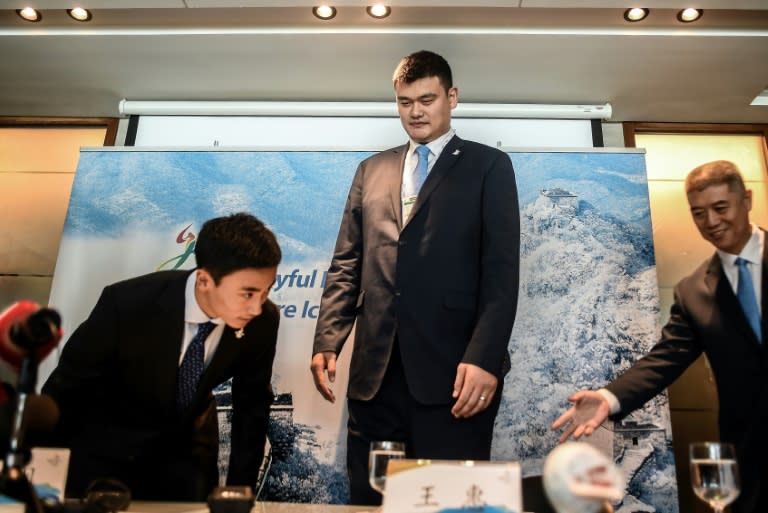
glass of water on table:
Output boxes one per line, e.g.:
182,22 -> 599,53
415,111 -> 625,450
369,441 -> 406,496
689,442 -> 740,513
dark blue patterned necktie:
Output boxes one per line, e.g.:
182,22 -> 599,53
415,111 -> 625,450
735,257 -> 761,342
177,321 -> 216,413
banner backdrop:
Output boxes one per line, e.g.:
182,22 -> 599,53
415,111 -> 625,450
47,148 -> 678,512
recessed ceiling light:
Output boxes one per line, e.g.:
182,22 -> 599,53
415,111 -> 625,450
623,8 -> 649,22
312,5 -> 337,20
677,8 -> 703,23
67,7 -> 92,22
750,88 -> 768,106
366,4 -> 391,19
16,7 -> 42,22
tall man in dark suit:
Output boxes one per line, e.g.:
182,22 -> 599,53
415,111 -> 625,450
310,50 -> 520,505
43,212 -> 281,501
552,160 -> 766,513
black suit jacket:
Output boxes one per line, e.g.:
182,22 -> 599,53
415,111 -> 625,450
42,270 -> 279,500
313,135 -> 520,404
606,228 -> 767,513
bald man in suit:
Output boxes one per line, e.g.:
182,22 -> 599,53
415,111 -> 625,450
552,160 -> 766,513
310,50 -> 520,505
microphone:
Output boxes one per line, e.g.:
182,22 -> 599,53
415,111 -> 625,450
19,394 -> 60,438
10,308 -> 61,353
0,301 -> 62,372
542,441 -> 623,513
0,391 -> 60,448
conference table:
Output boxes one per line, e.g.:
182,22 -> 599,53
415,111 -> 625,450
128,502 -> 363,513
126,499 -> 559,513
125,475 -> 556,513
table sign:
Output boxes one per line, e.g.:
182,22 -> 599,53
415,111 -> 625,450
24,448 -> 70,501
382,459 -> 521,513
0,447 -> 69,510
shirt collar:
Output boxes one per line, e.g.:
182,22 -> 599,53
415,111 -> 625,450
408,128 -> 455,159
184,271 -> 223,325
716,224 -> 763,267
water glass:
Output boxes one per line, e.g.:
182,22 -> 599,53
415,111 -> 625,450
689,442 -> 740,513
368,441 -> 406,495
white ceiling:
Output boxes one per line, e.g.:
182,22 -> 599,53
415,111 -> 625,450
1,0 -> 768,123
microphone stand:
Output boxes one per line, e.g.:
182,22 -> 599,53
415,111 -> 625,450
0,352 -> 45,513
0,310 -> 59,513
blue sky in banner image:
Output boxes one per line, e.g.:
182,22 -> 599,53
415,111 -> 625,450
514,151 -> 653,227
63,150 -> 370,262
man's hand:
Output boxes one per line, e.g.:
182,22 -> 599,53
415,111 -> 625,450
451,363 -> 497,418
551,390 -> 611,443
310,351 -> 337,403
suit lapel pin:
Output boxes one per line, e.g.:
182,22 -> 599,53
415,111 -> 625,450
452,149 -> 461,155
235,328 -> 245,339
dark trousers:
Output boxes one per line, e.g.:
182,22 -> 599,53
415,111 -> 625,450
346,344 -> 502,506
731,439 -> 768,513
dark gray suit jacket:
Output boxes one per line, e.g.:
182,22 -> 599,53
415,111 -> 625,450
606,228 -> 767,513
43,270 -> 279,499
313,135 -> 520,404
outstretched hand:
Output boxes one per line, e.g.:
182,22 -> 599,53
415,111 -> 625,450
551,390 -> 611,443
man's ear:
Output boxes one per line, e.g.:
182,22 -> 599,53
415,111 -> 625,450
448,86 -> 459,109
196,268 -> 214,290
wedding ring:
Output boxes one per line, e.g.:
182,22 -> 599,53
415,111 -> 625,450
479,395 -> 486,402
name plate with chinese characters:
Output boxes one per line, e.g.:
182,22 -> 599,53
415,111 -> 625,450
383,459 -> 522,513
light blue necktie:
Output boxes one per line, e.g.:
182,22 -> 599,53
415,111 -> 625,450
177,321 -> 216,413
412,145 -> 430,196
735,257 -> 762,342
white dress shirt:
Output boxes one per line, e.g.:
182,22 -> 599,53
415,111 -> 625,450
180,272 -> 225,367
400,128 -> 456,222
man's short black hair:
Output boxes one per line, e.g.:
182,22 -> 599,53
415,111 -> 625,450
194,212 -> 281,284
392,50 -> 453,92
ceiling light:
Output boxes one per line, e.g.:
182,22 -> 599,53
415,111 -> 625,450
67,7 -> 92,22
677,8 -> 703,23
16,7 -> 42,22
366,4 -> 391,19
750,88 -> 768,106
623,8 -> 649,22
312,5 -> 336,20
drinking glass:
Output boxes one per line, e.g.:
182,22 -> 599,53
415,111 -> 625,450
689,442 -> 740,513
368,441 -> 406,495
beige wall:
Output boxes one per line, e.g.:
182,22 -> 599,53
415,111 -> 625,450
0,127 -> 108,306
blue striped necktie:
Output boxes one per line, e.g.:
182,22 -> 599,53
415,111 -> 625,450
735,257 -> 761,342
177,321 -> 216,413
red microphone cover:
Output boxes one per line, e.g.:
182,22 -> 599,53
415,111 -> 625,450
0,301 -> 62,369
